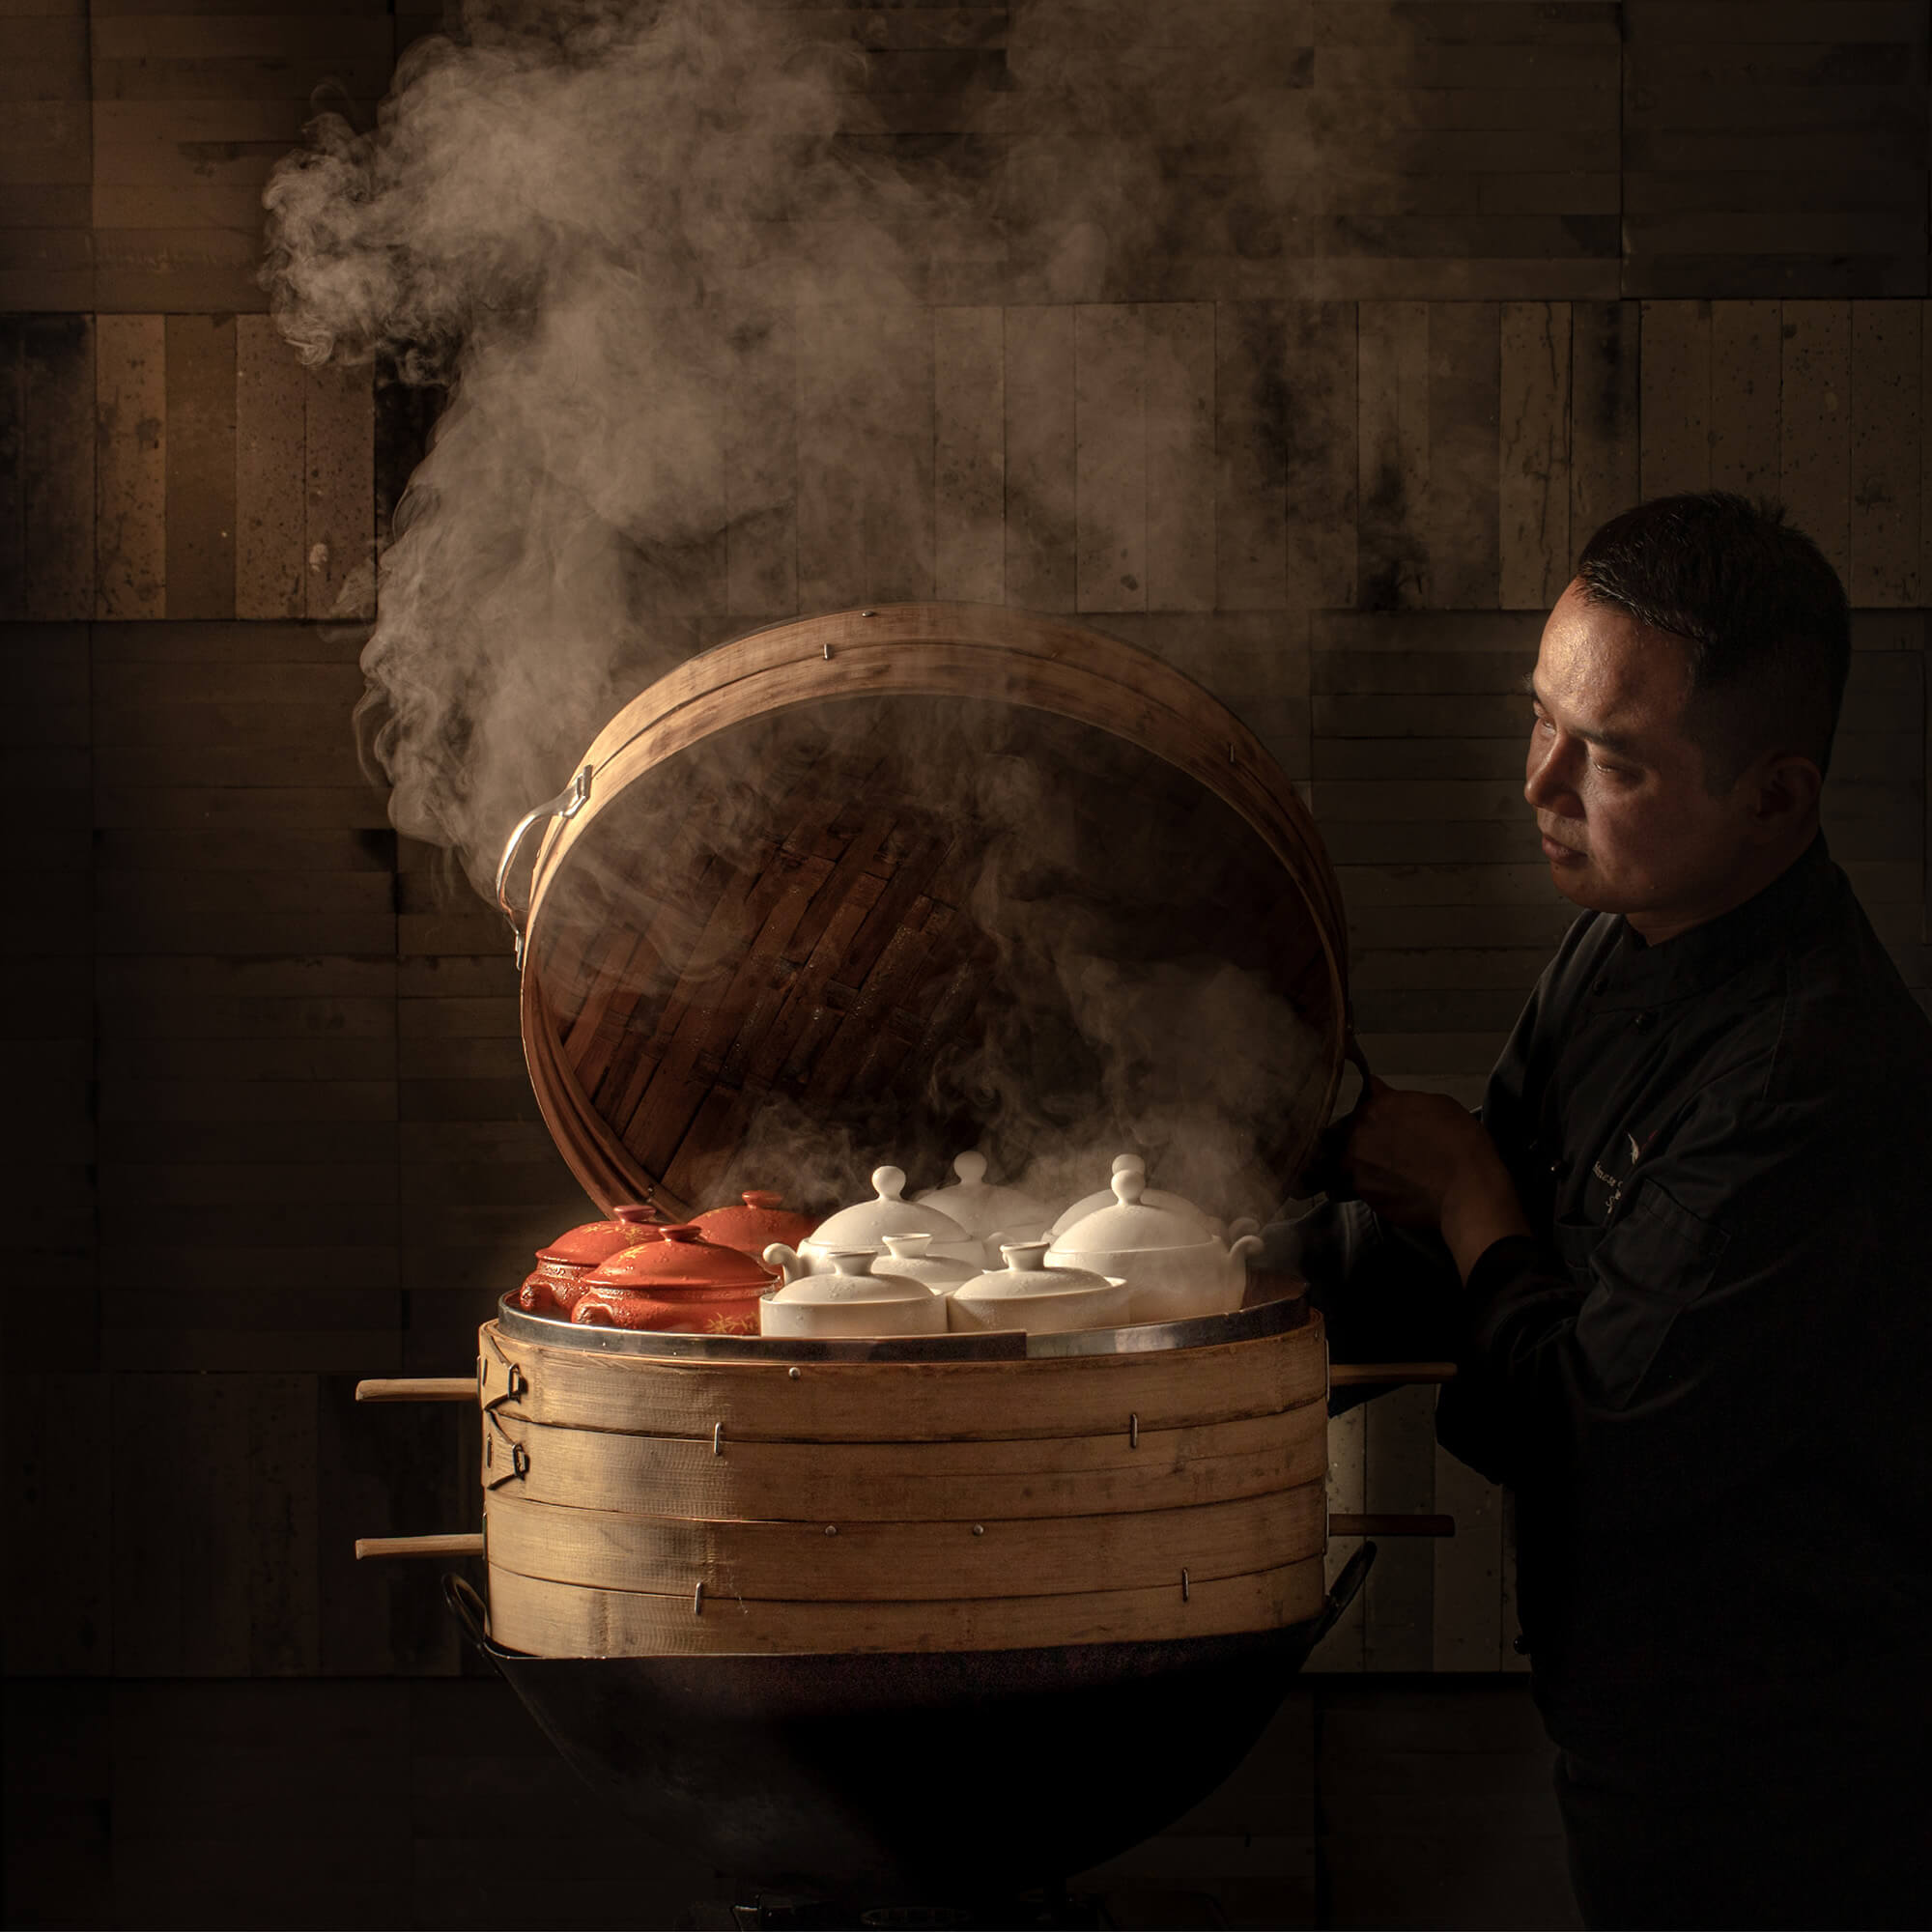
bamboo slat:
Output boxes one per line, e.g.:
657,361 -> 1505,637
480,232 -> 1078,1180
482,1401 -> 1327,1520
482,1482 -> 1324,1600
479,1317 -> 1327,1444
485,1554 -> 1327,1656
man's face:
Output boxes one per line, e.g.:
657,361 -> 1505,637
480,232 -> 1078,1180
1524,581 -> 1757,932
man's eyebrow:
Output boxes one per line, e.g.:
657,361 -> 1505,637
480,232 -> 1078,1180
1522,675 -> 1644,757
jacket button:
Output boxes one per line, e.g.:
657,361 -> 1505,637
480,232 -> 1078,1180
1633,1010 -> 1655,1032
1512,1634 -> 1531,1655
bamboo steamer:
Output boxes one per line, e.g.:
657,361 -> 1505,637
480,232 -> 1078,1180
475,604 -> 1356,1661
476,1308 -> 1330,1657
502,604 -> 1352,1222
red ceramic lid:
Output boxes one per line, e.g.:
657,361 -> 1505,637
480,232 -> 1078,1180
582,1223 -> 778,1292
690,1189 -> 817,1259
536,1203 -> 665,1267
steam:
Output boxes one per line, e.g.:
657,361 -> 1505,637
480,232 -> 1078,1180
263,1 -> 1329,1222
265,0 -> 969,888
536,698 -> 1325,1225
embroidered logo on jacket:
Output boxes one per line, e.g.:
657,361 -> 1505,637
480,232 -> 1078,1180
1590,1130 -> 1647,1222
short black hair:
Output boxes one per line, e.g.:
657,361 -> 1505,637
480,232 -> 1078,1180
1575,492 -> 1851,789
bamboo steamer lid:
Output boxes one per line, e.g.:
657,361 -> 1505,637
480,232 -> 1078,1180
501,604 -> 1351,1221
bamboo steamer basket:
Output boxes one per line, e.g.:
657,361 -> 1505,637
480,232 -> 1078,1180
496,602 -> 1353,1222
471,1302 -> 1331,1657
361,605 -> 1412,1663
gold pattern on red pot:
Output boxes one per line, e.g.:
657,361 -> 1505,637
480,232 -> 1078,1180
570,1222 -> 777,1335
516,1203 -> 666,1317
689,1189 -> 816,1262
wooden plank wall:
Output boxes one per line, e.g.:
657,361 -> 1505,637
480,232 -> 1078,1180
1,2 -> 1929,1717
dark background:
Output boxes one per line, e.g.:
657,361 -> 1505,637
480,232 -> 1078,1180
4,2 -> 1928,1924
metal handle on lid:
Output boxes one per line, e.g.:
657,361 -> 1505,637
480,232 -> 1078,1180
494,763 -> 593,969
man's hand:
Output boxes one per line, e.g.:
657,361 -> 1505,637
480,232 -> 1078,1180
1339,1078 -> 1533,1281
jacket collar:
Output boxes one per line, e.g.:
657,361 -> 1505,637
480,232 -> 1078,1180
1595,833 -> 1838,1009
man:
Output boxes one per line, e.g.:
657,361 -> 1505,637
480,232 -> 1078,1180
1283,493 -> 1932,1929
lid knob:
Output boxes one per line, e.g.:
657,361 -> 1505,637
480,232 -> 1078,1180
822,1247 -> 876,1276
1111,1169 -> 1146,1208
953,1151 -> 989,1185
613,1202 -> 664,1226
742,1190 -> 782,1209
872,1166 -> 907,1201
659,1223 -> 703,1244
881,1233 -> 932,1258
1001,1240 -> 1050,1273
1110,1154 -> 1146,1177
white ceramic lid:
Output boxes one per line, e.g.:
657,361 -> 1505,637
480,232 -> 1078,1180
872,1232 -> 976,1291
764,1248 -> 927,1306
804,1166 -> 974,1253
1049,1168 -> 1219,1255
956,1240 -> 1119,1298
914,1151 -> 1055,1242
948,1242 -> 1132,1335
758,1247 -> 950,1338
1048,1155 -> 1217,1238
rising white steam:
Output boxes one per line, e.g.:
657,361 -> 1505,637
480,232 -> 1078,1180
264,0 -> 965,891
262,1 -> 1330,1219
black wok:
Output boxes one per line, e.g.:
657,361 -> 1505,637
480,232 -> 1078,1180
443,1545 -> 1372,1900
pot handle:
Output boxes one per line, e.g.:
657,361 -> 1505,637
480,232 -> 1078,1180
494,763 -> 593,969
442,1572 -> 500,1667
1306,1541 -> 1378,1653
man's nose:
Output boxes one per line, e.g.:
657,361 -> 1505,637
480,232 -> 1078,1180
1524,735 -> 1577,813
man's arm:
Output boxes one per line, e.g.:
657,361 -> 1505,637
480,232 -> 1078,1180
1373,1088 -> 1857,1521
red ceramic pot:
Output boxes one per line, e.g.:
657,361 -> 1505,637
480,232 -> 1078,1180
689,1189 -> 817,1263
517,1203 -> 665,1317
571,1223 -> 778,1336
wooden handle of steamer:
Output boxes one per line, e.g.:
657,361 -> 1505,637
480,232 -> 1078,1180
1328,1361 -> 1458,1387
1329,1514 -> 1455,1538
355,1533 -> 485,1560
355,1378 -> 476,1403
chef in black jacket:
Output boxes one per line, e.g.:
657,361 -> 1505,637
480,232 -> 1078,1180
1277,492 -> 1932,1930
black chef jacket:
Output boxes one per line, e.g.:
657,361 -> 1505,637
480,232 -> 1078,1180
1291,832 -> 1932,1767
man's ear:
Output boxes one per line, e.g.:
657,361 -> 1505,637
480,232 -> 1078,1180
1747,751 -> 1823,838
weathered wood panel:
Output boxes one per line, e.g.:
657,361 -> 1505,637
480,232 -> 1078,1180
1425,300 -> 1500,608
1144,301 -> 1216,612
303,360 -> 375,621
1283,301 -> 1358,612
1638,299 -> 1711,498
1356,299 -> 1428,609
1709,298 -> 1782,496
1075,303 -> 1147,613
932,304 -> 1004,606
23,314 -> 94,619
1004,305 -> 1076,611
1849,299 -> 1922,605
1781,300 -> 1854,579
93,312 -> 164,620
1569,299 -> 1639,549
163,312 -> 235,619
234,314 -> 305,619
1498,300 -> 1571,610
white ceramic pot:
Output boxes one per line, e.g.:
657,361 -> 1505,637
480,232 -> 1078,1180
1048,1154 -> 1224,1239
758,1246 -> 949,1339
947,1241 -> 1132,1336
914,1151 -> 1055,1247
801,1166 -> 984,1268
1046,1170 -> 1263,1325
869,1231 -> 976,1295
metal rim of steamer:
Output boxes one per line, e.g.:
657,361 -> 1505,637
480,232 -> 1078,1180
492,1289 -> 1308,1363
